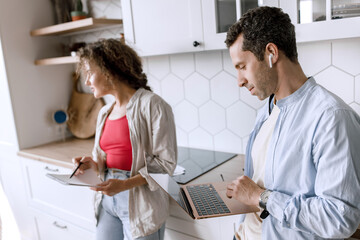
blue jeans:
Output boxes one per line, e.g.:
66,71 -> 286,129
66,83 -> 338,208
96,169 -> 165,240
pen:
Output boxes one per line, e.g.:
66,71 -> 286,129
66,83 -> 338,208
220,174 -> 224,182
69,158 -> 84,179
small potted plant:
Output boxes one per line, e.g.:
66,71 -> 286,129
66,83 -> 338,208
70,0 -> 87,21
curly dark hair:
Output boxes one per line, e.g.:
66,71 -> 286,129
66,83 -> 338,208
77,38 -> 152,91
225,6 -> 298,62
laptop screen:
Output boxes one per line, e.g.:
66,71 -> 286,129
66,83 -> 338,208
149,173 -> 189,212
173,147 -> 237,184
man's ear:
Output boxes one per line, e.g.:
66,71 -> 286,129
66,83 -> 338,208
265,43 -> 278,68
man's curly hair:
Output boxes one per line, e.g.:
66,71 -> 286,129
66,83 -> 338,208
225,6 -> 298,63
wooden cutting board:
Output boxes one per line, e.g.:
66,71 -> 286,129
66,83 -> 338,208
67,73 -> 104,139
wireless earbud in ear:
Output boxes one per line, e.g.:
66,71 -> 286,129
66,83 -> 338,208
269,54 -> 273,68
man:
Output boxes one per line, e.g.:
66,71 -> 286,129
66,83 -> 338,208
225,6 -> 360,240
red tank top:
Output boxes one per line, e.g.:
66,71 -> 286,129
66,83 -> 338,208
99,115 -> 133,171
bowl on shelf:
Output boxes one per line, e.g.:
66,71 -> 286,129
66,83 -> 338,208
70,11 -> 87,21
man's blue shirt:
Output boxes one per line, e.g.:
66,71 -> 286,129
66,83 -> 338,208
243,77 -> 360,239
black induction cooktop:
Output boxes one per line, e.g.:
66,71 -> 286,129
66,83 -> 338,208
172,147 -> 237,184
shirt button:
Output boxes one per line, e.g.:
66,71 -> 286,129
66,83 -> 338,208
340,206 -> 345,213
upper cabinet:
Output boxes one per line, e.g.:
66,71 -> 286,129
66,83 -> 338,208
280,0 -> 360,43
202,0 -> 279,50
122,0 -> 204,56
121,0 -> 279,56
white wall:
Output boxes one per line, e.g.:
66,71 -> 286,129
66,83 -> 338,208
0,35 -> 17,148
0,0 -> 74,150
0,0 -> 76,239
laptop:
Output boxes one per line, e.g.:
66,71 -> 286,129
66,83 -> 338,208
149,173 -> 259,219
173,147 -> 238,184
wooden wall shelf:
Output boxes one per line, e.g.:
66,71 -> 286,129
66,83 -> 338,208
30,18 -> 123,36
34,56 -> 79,66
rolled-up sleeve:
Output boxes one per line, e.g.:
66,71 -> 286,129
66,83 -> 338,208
267,109 -> 360,238
138,100 -> 177,191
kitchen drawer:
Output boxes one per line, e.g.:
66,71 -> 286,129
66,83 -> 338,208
34,209 -> 95,240
21,157 -> 96,231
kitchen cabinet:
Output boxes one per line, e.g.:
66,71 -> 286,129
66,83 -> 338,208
121,0 -> 279,56
202,0 -> 279,50
30,18 -> 123,66
121,0 -> 204,56
33,209 -> 95,240
20,157 -> 96,239
280,0 -> 360,42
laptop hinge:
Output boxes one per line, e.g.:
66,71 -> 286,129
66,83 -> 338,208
180,188 -> 194,219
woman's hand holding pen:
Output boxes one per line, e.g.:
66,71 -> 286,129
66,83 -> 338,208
72,156 -> 98,176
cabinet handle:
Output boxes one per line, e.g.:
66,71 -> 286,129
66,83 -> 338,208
193,41 -> 200,47
45,166 -> 59,172
53,221 -> 67,229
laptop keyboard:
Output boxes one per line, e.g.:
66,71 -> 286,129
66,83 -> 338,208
186,184 -> 230,216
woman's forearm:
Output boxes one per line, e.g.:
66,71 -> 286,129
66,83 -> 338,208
124,173 -> 147,190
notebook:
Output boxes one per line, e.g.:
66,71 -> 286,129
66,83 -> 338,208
46,168 -> 102,187
149,173 -> 259,219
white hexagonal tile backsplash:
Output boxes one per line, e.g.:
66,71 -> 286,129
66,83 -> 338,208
143,38 -> 360,154
222,50 -> 236,78
214,130 -> 243,153
350,103 -> 360,117
148,55 -> 170,80
211,72 -> 239,108
199,101 -> 226,135
170,53 -> 195,79
147,74 -> 161,95
355,75 -> 360,104
226,101 -> 257,138
184,73 -> 210,107
161,74 -> 184,106
315,67 -> 354,104
297,41 -> 331,77
189,128 -> 213,150
195,51 -> 222,79
174,101 -> 199,132
333,39 -> 360,76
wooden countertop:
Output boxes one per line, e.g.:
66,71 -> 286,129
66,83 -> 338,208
17,137 -> 244,180
18,138 -> 94,169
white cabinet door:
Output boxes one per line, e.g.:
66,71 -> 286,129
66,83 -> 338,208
280,0 -> 360,43
202,0 -> 237,50
34,209 -> 95,240
122,0 -> 204,56
202,0 -> 280,51
22,158 -> 96,231
122,0 -> 282,56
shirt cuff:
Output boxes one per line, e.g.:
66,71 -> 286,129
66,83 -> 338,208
138,167 -> 159,191
267,191 -> 291,222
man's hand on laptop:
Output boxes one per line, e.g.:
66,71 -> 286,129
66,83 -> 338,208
226,175 -> 264,206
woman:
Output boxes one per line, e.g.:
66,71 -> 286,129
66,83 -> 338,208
72,38 -> 177,240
